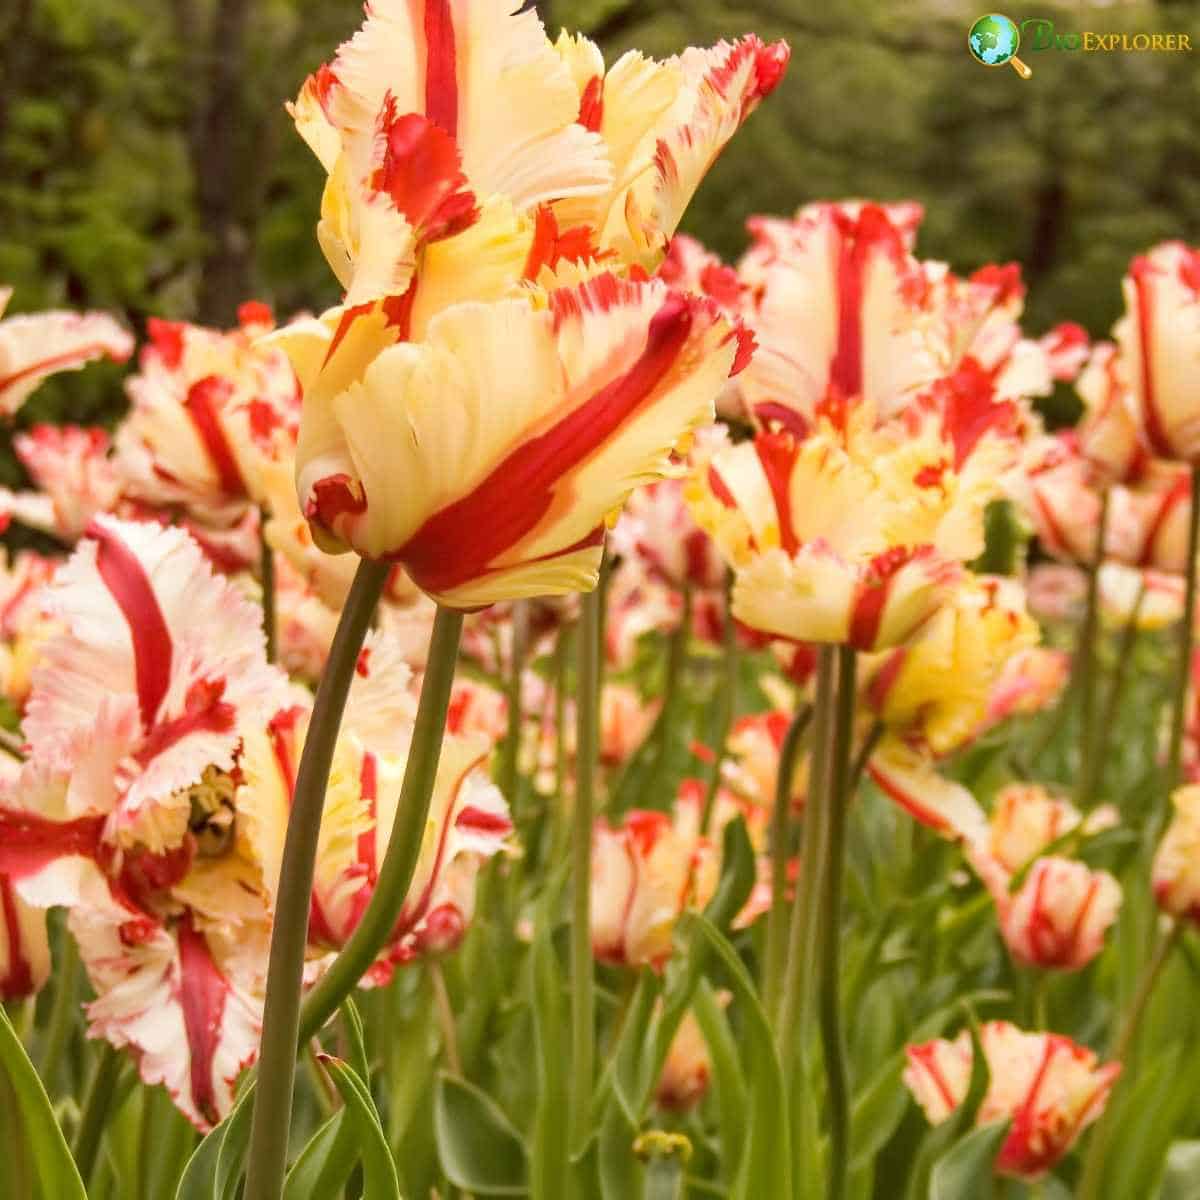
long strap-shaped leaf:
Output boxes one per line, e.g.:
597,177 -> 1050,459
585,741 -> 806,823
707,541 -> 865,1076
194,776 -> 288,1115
0,1002 -> 87,1200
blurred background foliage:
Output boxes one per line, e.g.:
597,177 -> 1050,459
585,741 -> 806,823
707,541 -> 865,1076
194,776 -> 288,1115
2,0 -> 1200,439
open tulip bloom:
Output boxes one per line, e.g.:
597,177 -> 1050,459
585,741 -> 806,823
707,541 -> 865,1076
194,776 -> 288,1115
6,2 -> 1200,1196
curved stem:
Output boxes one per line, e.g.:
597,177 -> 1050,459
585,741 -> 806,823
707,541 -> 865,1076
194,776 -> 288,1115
1166,464 -> 1200,792
816,646 -> 857,1200
259,508 -> 276,664
700,571 -> 738,834
244,558 -> 389,1200
72,1043 -> 123,1186
762,704 -> 812,1019
1074,488 -> 1110,806
1078,921 -> 1181,1200
776,646 -> 837,1061
569,588 -> 601,1157
299,604 -> 464,1041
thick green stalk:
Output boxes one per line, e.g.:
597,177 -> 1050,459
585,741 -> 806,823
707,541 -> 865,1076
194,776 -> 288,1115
569,588 -> 601,1160
762,704 -> 812,1019
243,559 -> 389,1200
39,929 -> 79,1093
299,605 -> 464,1040
1166,464 -> 1200,792
550,623 -> 573,865
1074,488 -> 1110,806
259,509 -> 276,663
775,646 -> 837,1061
816,646 -> 857,1200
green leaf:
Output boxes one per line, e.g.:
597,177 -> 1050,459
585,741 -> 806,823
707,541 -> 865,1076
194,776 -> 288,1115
691,978 -> 746,1186
434,1072 -> 528,1195
928,1120 -> 1010,1200
0,1003 -> 86,1200
320,1055 -> 402,1199
175,1081 -> 255,1200
611,969 -> 662,1126
341,996 -> 371,1084
703,816 -> 755,935
1159,1140 -> 1200,1200
683,913 -> 791,1200
283,1112 -> 358,1200
597,1101 -> 642,1200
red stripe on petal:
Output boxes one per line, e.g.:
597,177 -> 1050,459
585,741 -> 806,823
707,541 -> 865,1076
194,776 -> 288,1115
0,810 -> 106,880
867,760 -> 953,836
176,913 -> 230,1129
306,474 -> 367,541
456,805 -> 513,836
848,547 -> 926,652
185,376 -> 245,498
397,294 -> 696,595
89,520 -> 173,730
906,1042 -> 960,1113
0,344 -> 127,397
423,0 -> 458,137
579,75 -> 604,131
355,751 -> 379,880
134,679 -> 236,768
754,432 -> 800,555
0,879 -> 34,999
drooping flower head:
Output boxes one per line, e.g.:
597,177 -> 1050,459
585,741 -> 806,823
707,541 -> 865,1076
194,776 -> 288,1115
0,288 -> 133,419
904,1022 -> 1120,1180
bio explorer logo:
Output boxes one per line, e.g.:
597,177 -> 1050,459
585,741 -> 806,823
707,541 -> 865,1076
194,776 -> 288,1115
968,13 -> 1193,81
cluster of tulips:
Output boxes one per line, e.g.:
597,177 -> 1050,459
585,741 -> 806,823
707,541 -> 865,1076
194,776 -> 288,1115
3,2 -> 1200,1198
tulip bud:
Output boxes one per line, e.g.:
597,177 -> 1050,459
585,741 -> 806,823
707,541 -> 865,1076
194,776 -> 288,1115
1152,785 -> 1200,924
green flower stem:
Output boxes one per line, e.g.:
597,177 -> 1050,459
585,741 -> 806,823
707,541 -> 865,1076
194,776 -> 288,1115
1074,488 -> 1110,807
244,558 -> 390,1200
762,703 -> 812,1020
569,587 -> 601,1160
39,929 -> 79,1094
0,727 -> 24,761
298,604 -> 464,1040
816,646 -> 857,1200
500,600 -> 529,803
550,623 -> 573,866
700,570 -> 738,834
259,508 -> 276,664
71,1043 -> 123,1186
1166,463 -> 1200,792
1078,920 -> 1181,1200
775,645 -> 837,1060
1094,583 -> 1147,806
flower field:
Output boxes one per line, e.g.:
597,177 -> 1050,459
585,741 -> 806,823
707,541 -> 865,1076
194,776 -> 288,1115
3,2 -> 1200,1199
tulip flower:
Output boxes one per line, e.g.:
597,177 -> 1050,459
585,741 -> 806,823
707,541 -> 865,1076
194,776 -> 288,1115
986,783 -> 1116,874
591,802 -> 719,969
979,853 -> 1121,971
115,309 -> 301,528
861,574 -> 1037,757
0,550 -> 58,712
0,287 -> 133,418
1152,784 -> 1200,924
688,420 -> 990,650
611,477 -> 727,593
984,647 -> 1070,728
277,273 -> 744,607
904,1021 -> 1120,1180
0,425 -> 123,543
600,683 -> 659,766
20,517 -> 289,846
723,710 -> 803,810
238,636 -> 512,983
1075,341 -> 1148,486
293,1 -> 787,308
1117,241 -> 1200,463
0,877 -> 50,1000
655,1008 -> 713,1110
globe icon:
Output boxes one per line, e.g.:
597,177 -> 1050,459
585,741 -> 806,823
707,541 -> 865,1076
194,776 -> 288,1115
967,13 -> 1031,78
